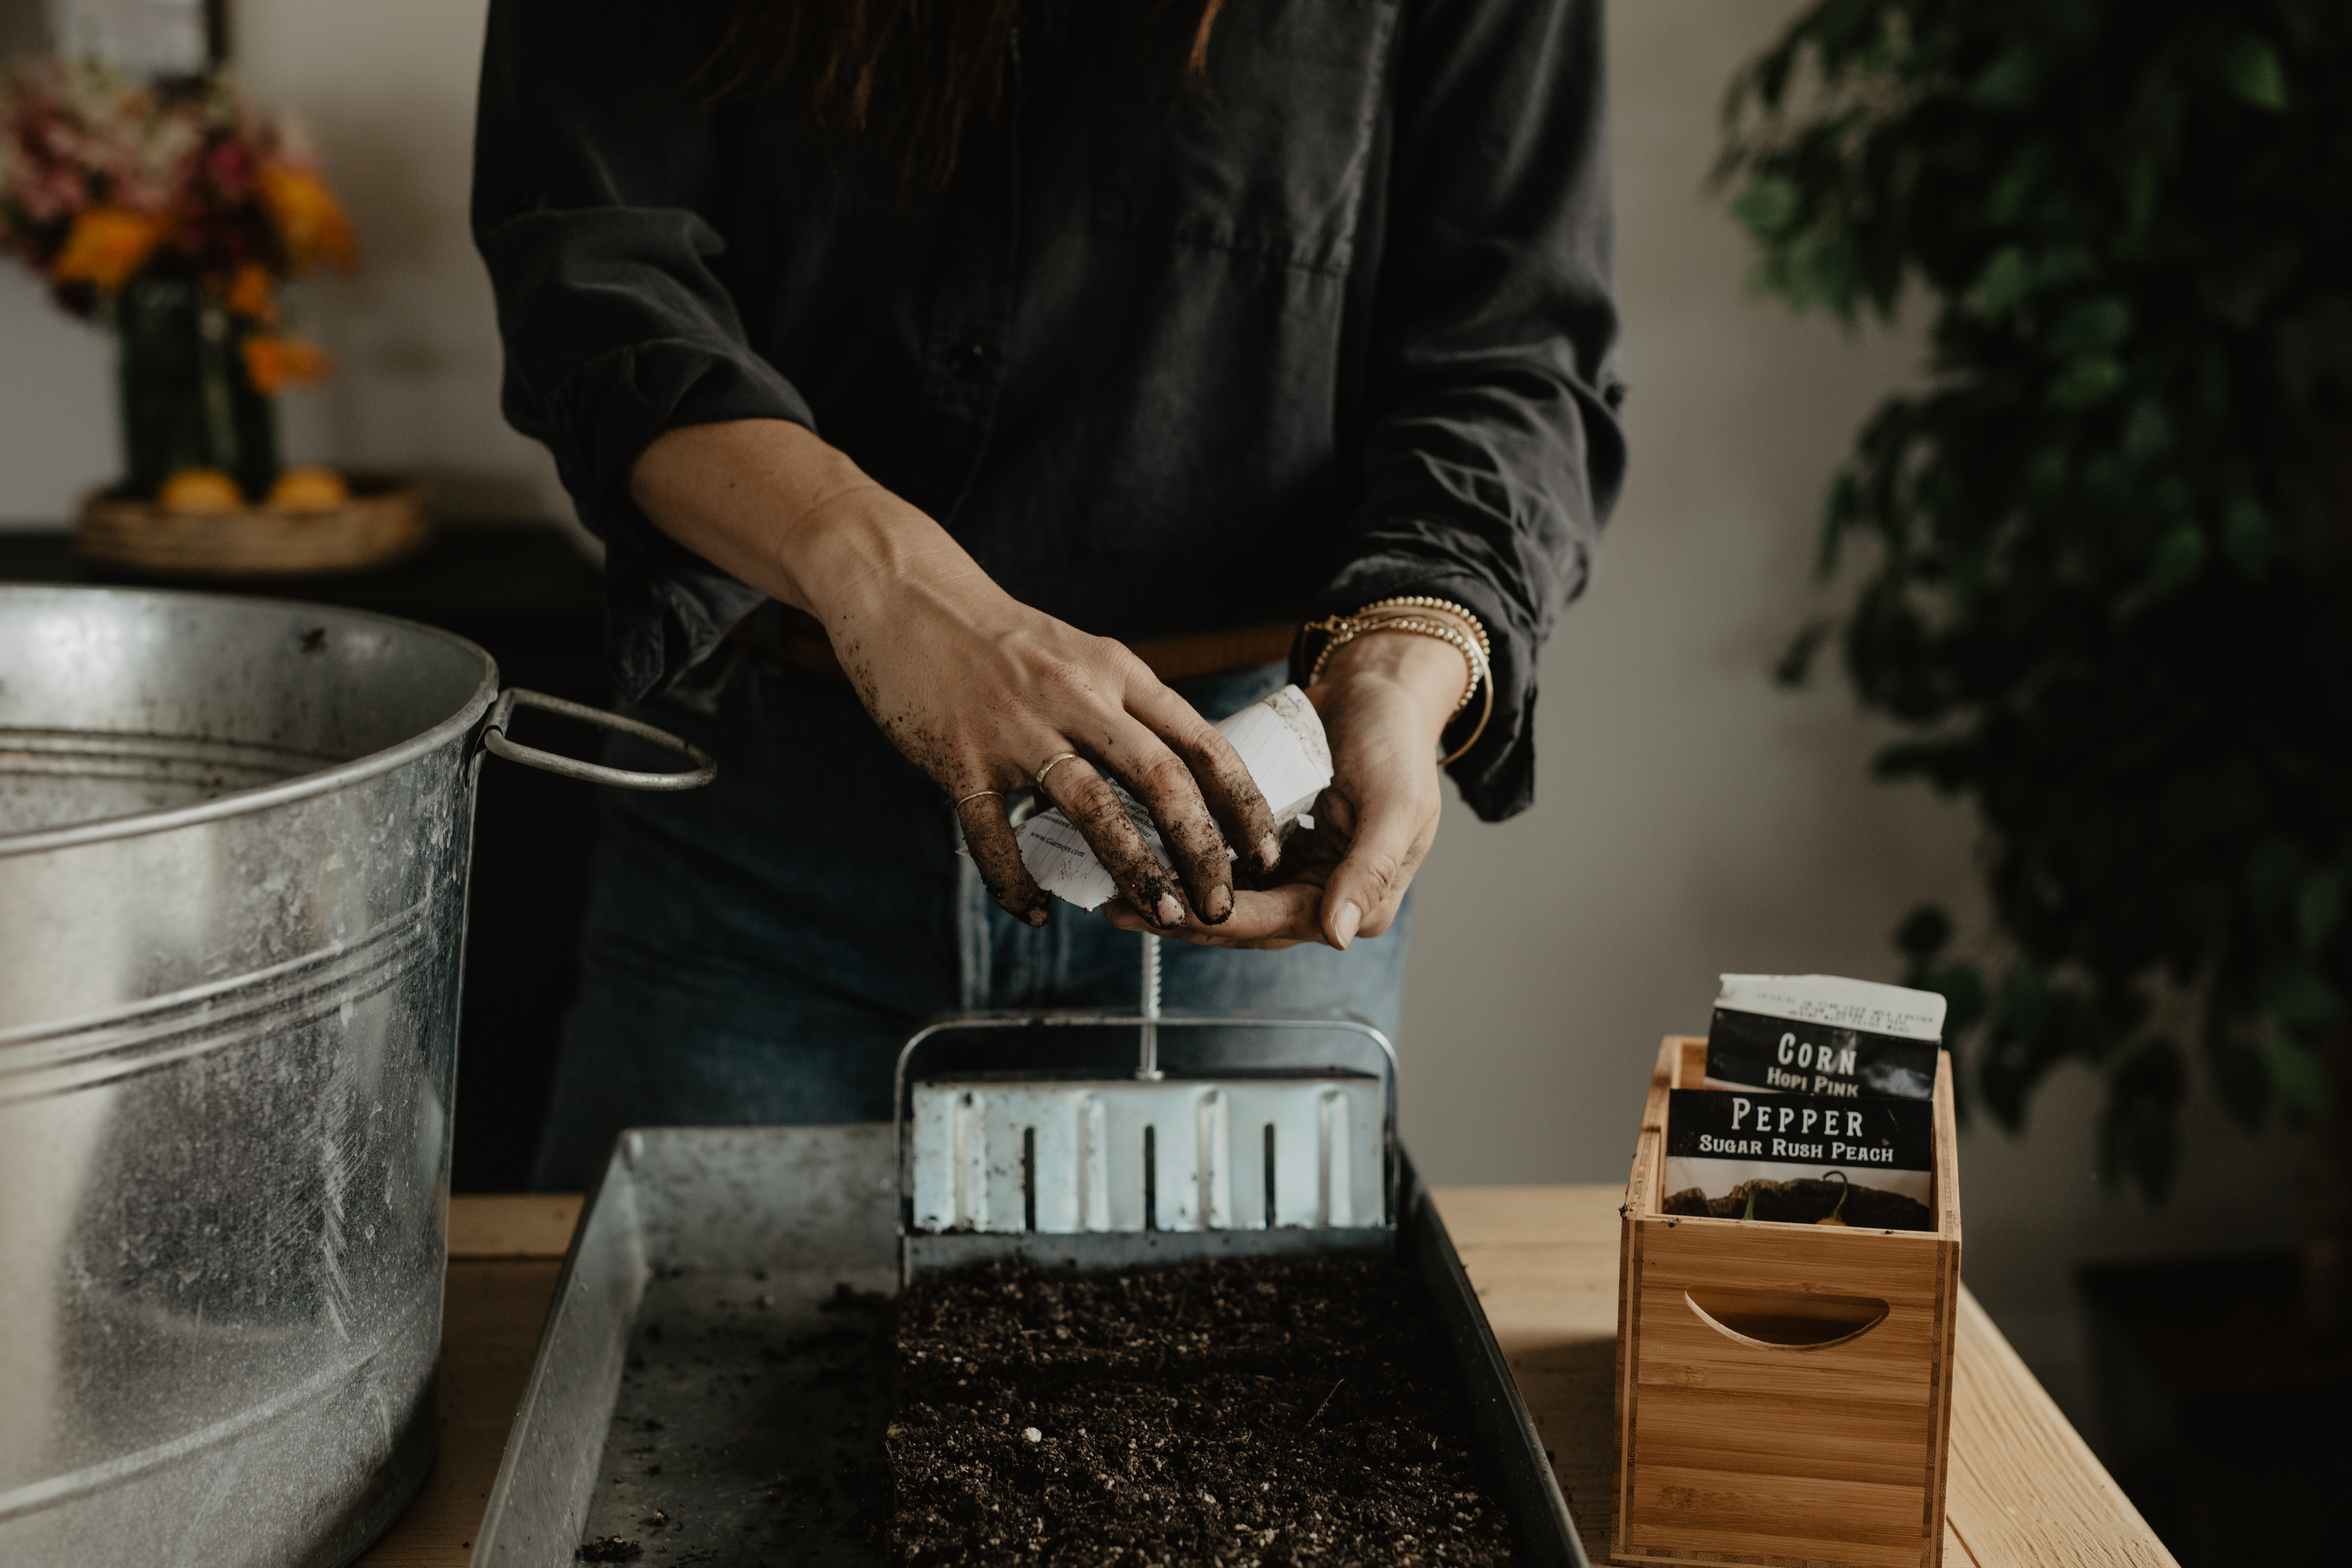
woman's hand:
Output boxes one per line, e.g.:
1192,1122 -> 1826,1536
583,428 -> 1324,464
1103,629 -> 1465,950
630,419 -> 1283,929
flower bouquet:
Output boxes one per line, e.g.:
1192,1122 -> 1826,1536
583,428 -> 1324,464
2,58 -> 424,572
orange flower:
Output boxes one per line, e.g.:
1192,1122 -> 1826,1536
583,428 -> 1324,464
223,262 -> 276,323
256,164 -> 357,272
50,207 -> 167,292
241,334 -> 333,394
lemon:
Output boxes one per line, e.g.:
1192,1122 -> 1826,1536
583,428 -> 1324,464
159,468 -> 245,514
264,467 -> 351,514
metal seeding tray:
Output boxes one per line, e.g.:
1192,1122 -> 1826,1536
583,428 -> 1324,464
472,1018 -> 1586,1568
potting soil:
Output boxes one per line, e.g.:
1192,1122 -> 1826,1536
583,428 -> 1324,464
889,1255 -> 1515,1566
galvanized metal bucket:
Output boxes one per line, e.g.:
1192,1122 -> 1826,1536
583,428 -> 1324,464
0,585 -> 711,1567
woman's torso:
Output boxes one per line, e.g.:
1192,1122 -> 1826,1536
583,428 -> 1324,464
706,0 -> 1404,641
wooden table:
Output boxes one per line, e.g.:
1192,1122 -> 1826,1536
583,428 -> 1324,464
359,1187 -> 2176,1568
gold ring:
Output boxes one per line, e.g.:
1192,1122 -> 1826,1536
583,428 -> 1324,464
953,789 -> 1002,812
1033,751 -> 1082,788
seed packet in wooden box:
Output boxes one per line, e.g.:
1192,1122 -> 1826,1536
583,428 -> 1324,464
1611,1032 -> 1962,1568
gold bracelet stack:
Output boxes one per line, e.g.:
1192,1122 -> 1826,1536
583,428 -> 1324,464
1303,595 -> 1496,766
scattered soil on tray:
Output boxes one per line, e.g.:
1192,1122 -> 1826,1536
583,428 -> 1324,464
888,1255 -> 1514,1566
580,1270 -> 896,1565
1661,1176 -> 1931,1230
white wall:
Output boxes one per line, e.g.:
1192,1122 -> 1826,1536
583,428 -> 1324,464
0,0 -> 2307,1437
0,268 -> 116,517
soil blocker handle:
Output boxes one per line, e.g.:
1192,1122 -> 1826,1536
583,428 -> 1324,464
481,687 -> 717,792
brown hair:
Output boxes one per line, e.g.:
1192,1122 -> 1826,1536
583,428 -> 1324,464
715,0 -> 1226,188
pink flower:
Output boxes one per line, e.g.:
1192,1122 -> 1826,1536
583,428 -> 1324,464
206,137 -> 251,199
15,157 -> 89,226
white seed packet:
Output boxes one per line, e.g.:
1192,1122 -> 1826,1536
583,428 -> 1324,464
1012,685 -> 1331,912
1703,973 -> 1945,1101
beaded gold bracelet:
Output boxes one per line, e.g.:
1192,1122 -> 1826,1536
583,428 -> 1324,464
1331,594 -> 1493,665
1310,616 -> 1483,709
1308,595 -> 1490,679
1303,595 -> 1496,765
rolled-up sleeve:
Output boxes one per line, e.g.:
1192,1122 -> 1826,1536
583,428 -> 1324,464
473,0 -> 808,698
1302,0 -> 1625,821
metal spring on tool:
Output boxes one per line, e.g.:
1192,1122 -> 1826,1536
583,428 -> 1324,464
1136,932 -> 1163,1080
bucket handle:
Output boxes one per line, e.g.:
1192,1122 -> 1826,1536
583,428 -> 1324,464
480,688 -> 716,791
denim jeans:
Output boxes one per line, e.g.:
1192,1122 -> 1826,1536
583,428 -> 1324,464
528,650 -> 1411,1190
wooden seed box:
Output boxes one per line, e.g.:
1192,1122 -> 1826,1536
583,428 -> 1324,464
1611,1035 -> 1962,1568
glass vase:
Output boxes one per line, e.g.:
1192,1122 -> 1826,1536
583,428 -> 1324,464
113,277 -> 279,503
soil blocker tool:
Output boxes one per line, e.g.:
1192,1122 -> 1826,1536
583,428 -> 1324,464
896,931 -> 1398,1275
882,934 -> 1588,1566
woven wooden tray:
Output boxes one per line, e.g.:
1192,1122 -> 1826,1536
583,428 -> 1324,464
75,474 -> 432,577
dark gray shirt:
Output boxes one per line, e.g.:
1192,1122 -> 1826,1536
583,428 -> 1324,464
473,0 -> 1623,820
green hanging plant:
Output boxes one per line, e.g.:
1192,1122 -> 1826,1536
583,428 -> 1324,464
1719,0 -> 2352,1312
